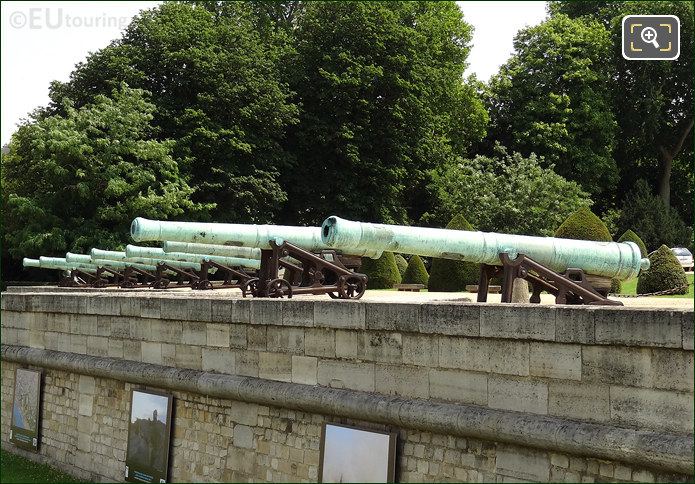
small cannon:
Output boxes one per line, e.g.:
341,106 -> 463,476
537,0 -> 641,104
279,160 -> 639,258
321,216 -> 651,305
131,219 -> 368,298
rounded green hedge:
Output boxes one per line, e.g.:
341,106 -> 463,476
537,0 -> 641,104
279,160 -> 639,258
361,251 -> 401,289
636,245 -> 688,295
555,206 -> 612,241
402,255 -> 429,286
394,254 -> 408,278
555,207 -> 619,293
428,213 -> 479,292
617,229 -> 648,258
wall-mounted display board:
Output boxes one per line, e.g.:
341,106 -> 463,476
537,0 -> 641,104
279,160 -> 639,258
10,368 -> 42,451
319,423 -> 397,483
125,388 -> 173,483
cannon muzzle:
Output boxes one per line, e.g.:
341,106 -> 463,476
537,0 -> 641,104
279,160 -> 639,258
130,218 -> 381,258
321,216 -> 649,280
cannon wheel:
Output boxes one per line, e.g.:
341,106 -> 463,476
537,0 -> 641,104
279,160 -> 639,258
153,278 -> 170,289
198,280 -> 213,290
121,280 -> 137,289
242,278 -> 259,298
327,291 -> 341,299
267,278 -> 293,298
338,275 -> 367,299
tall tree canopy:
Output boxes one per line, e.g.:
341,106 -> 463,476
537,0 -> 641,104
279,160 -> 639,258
550,1 -> 693,221
486,14 -> 618,205
280,1 -> 487,225
2,85 -> 200,259
47,2 -> 298,223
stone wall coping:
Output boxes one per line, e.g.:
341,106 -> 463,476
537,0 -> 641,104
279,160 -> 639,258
2,290 -> 692,349
2,343 -> 692,475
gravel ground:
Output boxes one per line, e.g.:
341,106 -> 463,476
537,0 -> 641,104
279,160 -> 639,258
6,285 -> 692,309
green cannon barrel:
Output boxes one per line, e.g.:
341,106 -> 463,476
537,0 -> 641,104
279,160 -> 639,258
163,241 -> 261,260
34,257 -> 98,273
91,259 -> 159,271
321,216 -> 650,280
65,253 -> 93,264
89,249 -> 203,271
90,249 -> 128,260
130,218 -> 381,258
125,245 -> 261,270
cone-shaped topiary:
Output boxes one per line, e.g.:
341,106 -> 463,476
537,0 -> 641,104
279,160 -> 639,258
402,255 -> 429,286
637,245 -> 688,294
428,213 -> 479,292
394,254 -> 408,278
618,229 -> 648,258
361,252 -> 401,289
555,206 -> 619,293
555,206 -> 612,241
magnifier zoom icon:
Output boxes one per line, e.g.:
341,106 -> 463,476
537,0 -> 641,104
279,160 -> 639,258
640,27 -> 660,48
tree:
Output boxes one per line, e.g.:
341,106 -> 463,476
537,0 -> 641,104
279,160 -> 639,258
555,207 -> 612,241
281,1 -> 487,225
402,255 -> 429,286
486,14 -> 617,204
1,85 -> 201,260
46,2 -> 298,223
394,254 -> 409,278
617,179 -> 691,251
422,146 -> 592,236
428,213 -> 479,292
617,229 -> 648,258
637,245 -> 688,295
550,1 -> 693,220
361,252 -> 401,289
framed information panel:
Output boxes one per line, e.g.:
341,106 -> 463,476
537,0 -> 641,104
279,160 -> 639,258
319,423 -> 397,483
125,388 -> 173,483
10,368 -> 42,451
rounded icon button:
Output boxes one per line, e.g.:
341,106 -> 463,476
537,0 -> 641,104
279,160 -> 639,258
640,26 -> 659,48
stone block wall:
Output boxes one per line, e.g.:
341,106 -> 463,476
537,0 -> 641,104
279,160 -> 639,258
1,292 -> 692,435
1,360 -> 687,483
1,290 -> 693,482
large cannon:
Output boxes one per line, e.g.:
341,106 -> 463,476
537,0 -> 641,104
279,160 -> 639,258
163,241 -> 261,260
130,219 -> 369,298
320,216 -> 651,305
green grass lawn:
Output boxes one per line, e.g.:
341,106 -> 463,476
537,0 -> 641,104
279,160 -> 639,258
620,273 -> 694,298
0,450 -> 85,483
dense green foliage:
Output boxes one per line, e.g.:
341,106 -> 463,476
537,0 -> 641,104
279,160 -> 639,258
551,1 -> 693,220
617,180 -> 691,251
423,146 -> 591,235
428,214 -> 479,292
402,255 -> 429,286
282,1 -> 486,224
3,1 -> 692,282
2,85 -> 200,259
617,229 -> 648,258
486,14 -> 617,203
394,254 -> 409,278
1,449 -> 86,483
47,2 -> 298,223
637,245 -> 688,295
555,207 -> 612,241
361,252 -> 402,289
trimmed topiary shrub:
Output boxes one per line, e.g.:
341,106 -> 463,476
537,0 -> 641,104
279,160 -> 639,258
555,207 -> 619,293
428,213 -> 479,292
617,229 -> 648,258
637,245 -> 688,295
555,206 -> 612,241
361,252 -> 401,289
394,254 -> 408,278
402,255 -> 429,286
